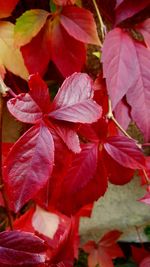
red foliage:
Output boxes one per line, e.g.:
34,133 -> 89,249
0,0 -> 150,266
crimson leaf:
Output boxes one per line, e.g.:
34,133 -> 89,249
0,230 -> 47,266
104,136 -> 145,169
3,123 -> 54,212
50,72 -> 102,123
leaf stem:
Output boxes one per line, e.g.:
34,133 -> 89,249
107,98 -> 132,139
0,95 -> 13,230
92,0 -> 106,41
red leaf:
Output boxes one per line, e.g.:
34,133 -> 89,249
7,93 -> 42,124
136,19 -> 150,49
139,191 -> 150,205
126,41 -> 150,142
53,123 -> 81,153
104,136 -> 145,169
54,144 -> 108,215
83,230 -> 123,267
29,73 -> 51,113
0,0 -> 19,18
50,21 -> 86,77
114,100 -> 131,132
115,0 -> 124,8
131,246 -> 150,264
49,217 -> 79,266
14,207 -> 35,232
21,23 -> 51,76
102,28 -> 138,109
49,73 -> 102,123
0,230 -> 47,266
115,0 -> 150,25
3,123 -> 54,212
103,149 -> 134,185
140,257 -> 150,267
53,0 -> 76,5
60,6 -> 100,45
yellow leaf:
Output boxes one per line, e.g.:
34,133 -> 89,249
0,21 -> 29,80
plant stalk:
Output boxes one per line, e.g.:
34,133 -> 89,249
92,0 -> 106,41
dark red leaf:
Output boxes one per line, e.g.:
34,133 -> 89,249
50,20 -> 86,77
102,28 -> 138,109
49,72 -> 102,123
60,6 -> 100,45
3,123 -> 54,212
103,149 -> 134,185
7,93 -> 42,124
104,136 -> 145,169
115,0 -> 150,25
0,230 -> 47,266
29,73 -> 51,113
54,144 -> 108,215
131,246 -> 150,264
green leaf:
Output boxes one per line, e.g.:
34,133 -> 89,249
50,0 -> 57,13
14,9 -> 49,47
93,51 -> 101,59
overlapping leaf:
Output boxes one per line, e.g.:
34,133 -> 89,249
50,72 -> 102,123
115,0 -> 150,25
104,136 -> 145,169
0,0 -> 19,18
0,230 -> 47,266
83,230 -> 123,267
0,22 -> 28,80
102,28 -> 138,109
102,28 -> 150,141
3,123 -> 54,212
60,6 -> 100,45
14,9 -> 50,47
5,73 -> 101,212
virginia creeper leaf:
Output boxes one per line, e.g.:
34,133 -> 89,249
103,149 -> 134,185
0,0 -> 19,18
131,246 -> 150,265
53,123 -> 81,153
83,230 -> 123,267
60,6 -> 100,45
0,230 -> 47,266
104,136 -> 145,169
115,0 -> 150,25
3,123 -> 54,212
15,9 -> 49,47
126,41 -> 150,142
7,93 -> 42,124
21,22 -> 51,76
140,257 -> 150,267
102,28 -> 138,109
0,22 -> 29,80
136,19 -> 150,49
54,144 -> 108,215
50,73 -> 102,123
115,0 -> 124,8
50,20 -> 86,77
29,73 -> 51,113
114,100 -> 131,132
53,0 -> 76,5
